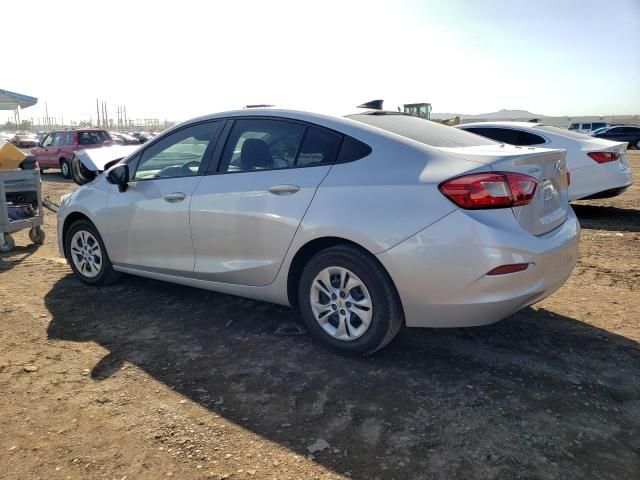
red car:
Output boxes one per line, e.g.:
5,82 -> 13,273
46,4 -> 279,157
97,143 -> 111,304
32,129 -> 112,178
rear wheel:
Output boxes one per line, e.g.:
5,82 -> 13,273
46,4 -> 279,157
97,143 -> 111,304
60,158 -> 71,179
298,245 -> 404,356
65,221 -> 120,286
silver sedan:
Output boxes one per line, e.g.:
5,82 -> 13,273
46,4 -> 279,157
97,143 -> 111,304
57,109 -> 580,355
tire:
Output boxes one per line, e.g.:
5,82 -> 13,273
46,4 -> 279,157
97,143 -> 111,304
71,155 -> 96,186
0,234 -> 15,253
635,139 -> 640,150
65,220 -> 120,286
60,158 -> 71,179
298,245 -> 404,356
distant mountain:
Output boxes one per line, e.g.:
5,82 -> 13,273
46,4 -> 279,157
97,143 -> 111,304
431,109 -> 543,120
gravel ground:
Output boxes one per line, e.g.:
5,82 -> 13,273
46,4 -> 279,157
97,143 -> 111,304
1,152 -> 638,480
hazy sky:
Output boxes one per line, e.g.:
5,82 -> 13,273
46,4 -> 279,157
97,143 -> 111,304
2,0 -> 639,125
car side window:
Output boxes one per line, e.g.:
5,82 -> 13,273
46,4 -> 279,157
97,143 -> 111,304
65,132 -> 74,145
297,127 -> 342,166
52,132 -> 63,146
582,123 -> 591,130
568,124 -> 578,130
219,119 -> 304,173
133,121 -> 222,181
41,134 -> 53,147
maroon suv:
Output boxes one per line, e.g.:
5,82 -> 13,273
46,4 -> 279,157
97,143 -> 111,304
32,129 -> 112,178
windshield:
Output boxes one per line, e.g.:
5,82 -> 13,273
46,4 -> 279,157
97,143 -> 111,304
533,125 -> 595,140
347,113 -> 497,148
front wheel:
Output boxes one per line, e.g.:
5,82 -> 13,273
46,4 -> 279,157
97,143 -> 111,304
298,245 -> 404,356
65,220 -> 120,286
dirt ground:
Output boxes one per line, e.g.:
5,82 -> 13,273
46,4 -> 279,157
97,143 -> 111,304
1,152 -> 638,480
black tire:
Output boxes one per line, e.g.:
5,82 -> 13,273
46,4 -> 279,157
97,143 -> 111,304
65,220 -> 120,286
298,245 -> 404,356
60,158 -> 71,179
71,155 -> 96,186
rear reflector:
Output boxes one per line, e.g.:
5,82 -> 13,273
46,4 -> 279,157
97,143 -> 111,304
487,263 -> 530,275
438,172 -> 537,209
588,151 -> 620,164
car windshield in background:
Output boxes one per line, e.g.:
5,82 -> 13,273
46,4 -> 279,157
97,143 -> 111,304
78,131 -> 110,145
347,113 -> 497,148
533,125 -> 595,139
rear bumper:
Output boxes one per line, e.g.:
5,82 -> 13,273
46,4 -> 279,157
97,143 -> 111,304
377,208 -> 580,328
569,162 -> 632,201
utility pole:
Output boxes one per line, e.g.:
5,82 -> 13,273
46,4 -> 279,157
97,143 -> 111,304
96,99 -> 101,128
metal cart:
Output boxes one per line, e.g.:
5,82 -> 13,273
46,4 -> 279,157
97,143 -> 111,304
0,169 -> 45,253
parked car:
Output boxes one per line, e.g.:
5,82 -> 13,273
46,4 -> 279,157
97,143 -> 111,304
12,133 -> 39,148
110,132 -> 140,145
57,109 -> 579,355
592,125 -> 640,149
32,129 -> 112,178
590,126 -> 612,136
568,122 -> 610,134
456,122 -> 632,200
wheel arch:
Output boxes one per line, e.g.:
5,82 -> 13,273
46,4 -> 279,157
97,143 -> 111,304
286,236 -> 399,310
61,212 -> 94,258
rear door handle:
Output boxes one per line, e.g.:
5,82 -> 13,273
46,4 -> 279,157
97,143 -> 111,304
164,192 -> 187,203
268,184 -> 300,196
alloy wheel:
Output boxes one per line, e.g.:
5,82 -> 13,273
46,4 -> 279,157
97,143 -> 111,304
309,266 -> 373,341
70,230 -> 103,278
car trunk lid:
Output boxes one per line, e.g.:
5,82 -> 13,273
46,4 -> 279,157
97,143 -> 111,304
440,144 -> 570,236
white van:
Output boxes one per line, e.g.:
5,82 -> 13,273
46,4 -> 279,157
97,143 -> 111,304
568,122 -> 610,134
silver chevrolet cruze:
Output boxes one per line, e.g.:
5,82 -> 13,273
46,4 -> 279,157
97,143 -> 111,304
57,109 -> 580,355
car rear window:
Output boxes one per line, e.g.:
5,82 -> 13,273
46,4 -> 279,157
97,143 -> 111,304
347,113 -> 496,148
533,125 -> 594,140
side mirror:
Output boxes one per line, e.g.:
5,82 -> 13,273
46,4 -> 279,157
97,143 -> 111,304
106,164 -> 130,192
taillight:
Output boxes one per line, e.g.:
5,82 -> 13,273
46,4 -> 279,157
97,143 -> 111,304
438,172 -> 538,209
588,151 -> 620,164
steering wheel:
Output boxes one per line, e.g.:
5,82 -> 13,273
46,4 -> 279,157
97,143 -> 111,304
180,161 -> 201,175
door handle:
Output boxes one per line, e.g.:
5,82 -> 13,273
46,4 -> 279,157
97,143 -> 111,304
164,192 -> 187,203
268,184 -> 300,196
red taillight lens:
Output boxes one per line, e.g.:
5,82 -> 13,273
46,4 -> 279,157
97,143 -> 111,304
487,263 -> 531,275
588,151 -> 620,164
438,172 -> 538,209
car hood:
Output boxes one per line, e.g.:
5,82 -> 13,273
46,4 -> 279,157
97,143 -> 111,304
74,145 -> 139,171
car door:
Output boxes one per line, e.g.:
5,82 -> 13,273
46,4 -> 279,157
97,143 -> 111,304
36,133 -> 55,167
190,118 -> 342,286
103,120 -> 224,273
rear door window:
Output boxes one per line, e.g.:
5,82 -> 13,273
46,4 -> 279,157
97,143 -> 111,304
582,123 -> 591,130
78,131 -> 109,145
218,119 -> 305,172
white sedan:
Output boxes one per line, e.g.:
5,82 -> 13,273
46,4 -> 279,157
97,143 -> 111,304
456,122 -> 633,200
